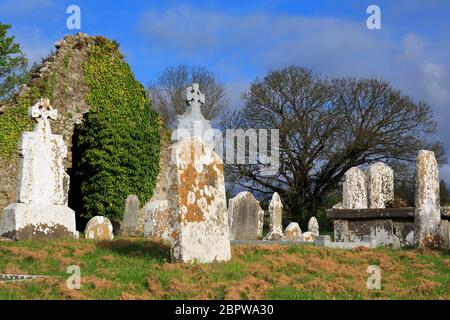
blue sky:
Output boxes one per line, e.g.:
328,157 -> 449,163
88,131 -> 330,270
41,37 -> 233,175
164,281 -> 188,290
1,0 -> 450,183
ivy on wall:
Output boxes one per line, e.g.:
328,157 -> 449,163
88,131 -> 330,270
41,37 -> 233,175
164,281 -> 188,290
0,72 -> 56,158
76,37 -> 161,221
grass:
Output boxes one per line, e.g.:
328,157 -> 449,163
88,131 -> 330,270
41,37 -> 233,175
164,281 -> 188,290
0,238 -> 448,300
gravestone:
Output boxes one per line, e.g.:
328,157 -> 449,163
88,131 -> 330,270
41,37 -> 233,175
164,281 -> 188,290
285,222 -> 302,241
84,216 -> 114,240
308,217 -> 319,236
228,191 -> 264,240
264,192 -> 285,240
414,150 -> 442,248
143,200 -> 173,242
167,84 -> 231,263
342,167 -> 368,209
0,99 -> 76,240
367,163 -> 394,209
302,231 -> 316,242
121,195 -> 141,236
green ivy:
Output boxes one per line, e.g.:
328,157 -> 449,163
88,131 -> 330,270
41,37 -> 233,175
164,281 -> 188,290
0,76 -> 55,158
76,37 -> 161,221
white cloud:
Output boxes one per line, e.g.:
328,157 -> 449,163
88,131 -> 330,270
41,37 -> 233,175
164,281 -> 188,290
137,7 -> 450,186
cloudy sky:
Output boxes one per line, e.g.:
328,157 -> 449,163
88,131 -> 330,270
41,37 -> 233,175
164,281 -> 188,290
1,0 -> 449,183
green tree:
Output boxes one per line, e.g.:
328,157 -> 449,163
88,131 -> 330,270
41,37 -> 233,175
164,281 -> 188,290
224,66 -> 445,226
0,22 -> 28,101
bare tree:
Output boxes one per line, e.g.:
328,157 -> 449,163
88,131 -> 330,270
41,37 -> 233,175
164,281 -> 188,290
147,65 -> 226,128
224,66 -> 445,226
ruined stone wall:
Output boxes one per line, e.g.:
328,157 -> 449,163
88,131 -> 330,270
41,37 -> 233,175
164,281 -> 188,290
0,34 -> 94,213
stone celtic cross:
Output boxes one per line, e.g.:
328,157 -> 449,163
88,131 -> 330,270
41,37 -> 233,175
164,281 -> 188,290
186,83 -> 205,117
29,98 -> 57,122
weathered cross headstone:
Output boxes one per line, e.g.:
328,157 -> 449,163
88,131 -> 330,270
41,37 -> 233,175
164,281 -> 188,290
414,150 -> 442,248
167,84 -> 231,263
121,195 -> 141,236
264,192 -> 285,240
84,216 -> 114,240
308,216 -> 319,236
285,222 -> 302,241
342,167 -> 368,209
367,162 -> 394,209
174,83 -> 213,143
0,99 -> 76,240
228,191 -> 264,240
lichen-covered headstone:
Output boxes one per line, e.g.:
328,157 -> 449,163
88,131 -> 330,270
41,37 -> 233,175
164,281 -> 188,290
342,167 -> 368,209
301,231 -> 316,242
285,222 -> 302,241
367,162 -> 394,209
143,200 -> 173,242
0,99 -> 76,240
264,192 -> 285,240
228,191 -> 264,240
121,195 -> 141,236
167,84 -> 231,263
84,216 -> 114,240
414,150 -> 442,248
307,217 -> 319,236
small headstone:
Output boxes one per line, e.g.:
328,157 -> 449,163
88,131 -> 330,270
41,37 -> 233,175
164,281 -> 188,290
342,167 -> 368,209
264,192 -> 285,240
367,162 -> 394,209
308,217 -> 319,236
284,222 -> 302,241
143,200 -> 173,242
301,231 -> 316,242
228,191 -> 264,240
84,216 -> 114,240
414,150 -> 442,248
0,99 -> 76,240
121,195 -> 141,236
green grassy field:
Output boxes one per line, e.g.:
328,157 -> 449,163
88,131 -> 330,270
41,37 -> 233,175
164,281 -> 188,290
0,238 -> 448,300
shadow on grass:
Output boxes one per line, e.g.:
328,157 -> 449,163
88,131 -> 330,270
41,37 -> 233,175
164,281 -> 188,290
96,238 -> 171,261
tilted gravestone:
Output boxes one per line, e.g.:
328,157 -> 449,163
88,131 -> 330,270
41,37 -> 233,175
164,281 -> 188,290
264,192 -> 285,240
84,216 -> 114,240
414,150 -> 442,248
0,99 -> 76,240
367,162 -> 394,209
121,195 -> 141,236
342,167 -> 368,209
167,84 -> 231,263
228,191 -> 264,240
